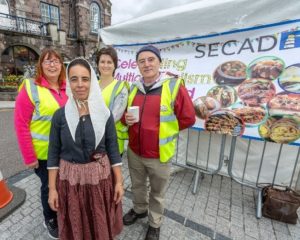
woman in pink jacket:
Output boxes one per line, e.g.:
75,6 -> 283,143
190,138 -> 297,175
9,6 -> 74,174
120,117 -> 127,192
14,48 -> 67,239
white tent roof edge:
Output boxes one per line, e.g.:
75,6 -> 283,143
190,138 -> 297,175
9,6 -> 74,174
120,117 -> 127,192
99,0 -> 300,45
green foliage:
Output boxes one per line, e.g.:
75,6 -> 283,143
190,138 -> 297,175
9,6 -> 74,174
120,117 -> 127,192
3,75 -> 23,84
0,75 -> 23,91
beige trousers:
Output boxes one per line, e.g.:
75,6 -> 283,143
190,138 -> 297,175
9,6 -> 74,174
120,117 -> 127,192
127,147 -> 171,228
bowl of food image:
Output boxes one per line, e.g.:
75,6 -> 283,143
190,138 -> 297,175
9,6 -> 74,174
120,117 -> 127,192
205,110 -> 245,136
213,60 -> 247,86
258,116 -> 300,144
232,105 -> 267,127
206,85 -> 237,108
267,92 -> 300,116
247,56 -> 285,80
278,63 -> 300,93
193,96 -> 221,119
238,78 -> 276,106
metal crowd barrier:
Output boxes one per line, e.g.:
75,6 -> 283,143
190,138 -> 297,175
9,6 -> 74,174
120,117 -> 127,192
173,129 -> 300,218
228,136 -> 300,218
173,128 -> 227,194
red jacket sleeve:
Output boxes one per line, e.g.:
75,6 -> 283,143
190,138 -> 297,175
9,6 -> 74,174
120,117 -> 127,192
174,85 -> 196,130
14,86 -> 37,165
120,111 -> 127,125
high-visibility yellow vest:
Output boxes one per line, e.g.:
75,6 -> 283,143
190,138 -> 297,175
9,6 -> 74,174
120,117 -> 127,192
128,78 -> 183,163
100,79 -> 129,154
24,79 -> 60,160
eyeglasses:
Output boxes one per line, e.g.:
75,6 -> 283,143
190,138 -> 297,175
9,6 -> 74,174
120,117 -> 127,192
43,59 -> 61,66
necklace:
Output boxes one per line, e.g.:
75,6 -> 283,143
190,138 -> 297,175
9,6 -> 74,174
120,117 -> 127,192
76,99 -> 88,110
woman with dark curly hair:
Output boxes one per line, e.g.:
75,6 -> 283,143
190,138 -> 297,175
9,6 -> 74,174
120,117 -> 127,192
97,47 -> 129,155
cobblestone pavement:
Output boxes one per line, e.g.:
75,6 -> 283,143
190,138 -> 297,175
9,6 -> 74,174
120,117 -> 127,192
1,156 -> 300,240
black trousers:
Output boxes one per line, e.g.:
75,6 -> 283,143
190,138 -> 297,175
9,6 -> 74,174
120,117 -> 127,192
34,160 -> 57,221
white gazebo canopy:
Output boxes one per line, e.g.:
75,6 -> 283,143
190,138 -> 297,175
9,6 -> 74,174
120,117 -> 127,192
100,0 -> 300,45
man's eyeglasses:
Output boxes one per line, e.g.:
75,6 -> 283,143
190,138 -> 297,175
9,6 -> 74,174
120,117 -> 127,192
43,59 -> 61,66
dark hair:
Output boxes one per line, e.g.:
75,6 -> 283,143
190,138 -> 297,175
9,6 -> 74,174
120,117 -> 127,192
36,48 -> 66,86
67,58 -> 91,75
96,47 -> 118,75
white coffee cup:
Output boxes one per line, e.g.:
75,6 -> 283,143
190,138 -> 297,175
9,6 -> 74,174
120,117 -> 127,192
127,106 -> 140,122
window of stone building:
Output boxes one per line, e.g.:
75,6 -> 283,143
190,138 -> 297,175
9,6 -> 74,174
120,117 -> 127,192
0,0 -> 9,14
90,2 -> 101,33
40,2 -> 60,28
1,45 -> 39,76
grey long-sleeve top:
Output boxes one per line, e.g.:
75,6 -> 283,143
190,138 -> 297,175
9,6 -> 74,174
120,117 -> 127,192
47,107 -> 121,169
110,87 -> 128,122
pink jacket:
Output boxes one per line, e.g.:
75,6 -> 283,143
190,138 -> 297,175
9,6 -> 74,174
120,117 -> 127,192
14,77 -> 68,165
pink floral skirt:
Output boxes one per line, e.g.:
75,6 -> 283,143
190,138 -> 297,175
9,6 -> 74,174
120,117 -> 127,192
57,156 -> 123,240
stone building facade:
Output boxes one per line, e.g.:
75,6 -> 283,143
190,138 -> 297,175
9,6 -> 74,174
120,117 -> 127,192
0,0 -> 112,79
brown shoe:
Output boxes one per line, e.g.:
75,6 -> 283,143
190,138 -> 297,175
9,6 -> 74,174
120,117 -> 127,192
123,209 -> 148,225
145,226 -> 160,240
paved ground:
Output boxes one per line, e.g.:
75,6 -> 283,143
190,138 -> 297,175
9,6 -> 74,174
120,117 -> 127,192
0,101 -> 15,109
1,157 -> 300,240
0,108 -> 26,179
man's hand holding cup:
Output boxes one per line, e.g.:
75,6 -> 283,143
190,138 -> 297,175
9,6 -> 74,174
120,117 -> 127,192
126,106 -> 139,126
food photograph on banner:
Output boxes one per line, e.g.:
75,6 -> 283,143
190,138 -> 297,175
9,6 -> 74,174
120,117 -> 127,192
114,20 -> 300,145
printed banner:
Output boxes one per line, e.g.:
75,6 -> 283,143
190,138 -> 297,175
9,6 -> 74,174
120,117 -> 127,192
114,20 -> 300,146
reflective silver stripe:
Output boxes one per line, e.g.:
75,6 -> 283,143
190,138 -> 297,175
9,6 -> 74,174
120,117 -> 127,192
109,81 -> 122,110
168,78 -> 177,108
32,115 -> 52,121
159,133 -> 178,145
28,79 -> 40,116
169,78 -> 177,95
31,132 -> 49,141
160,114 -> 176,122
130,84 -> 136,93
